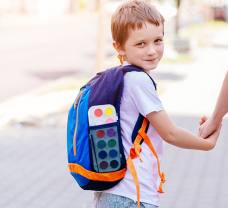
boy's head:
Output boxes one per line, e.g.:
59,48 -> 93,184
111,0 -> 165,71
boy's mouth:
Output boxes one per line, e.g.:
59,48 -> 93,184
144,58 -> 157,62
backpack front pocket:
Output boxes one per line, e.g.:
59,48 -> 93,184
89,122 -> 123,173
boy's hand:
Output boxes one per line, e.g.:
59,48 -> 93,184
203,124 -> 221,149
199,116 -> 221,139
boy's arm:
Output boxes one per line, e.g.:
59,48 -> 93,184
199,71 -> 228,138
147,110 -> 220,151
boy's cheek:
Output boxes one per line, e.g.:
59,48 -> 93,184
159,47 -> 164,57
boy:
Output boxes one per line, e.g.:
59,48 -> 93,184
95,1 -> 220,208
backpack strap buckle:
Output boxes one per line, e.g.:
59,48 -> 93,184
130,134 -> 143,161
130,144 -> 142,161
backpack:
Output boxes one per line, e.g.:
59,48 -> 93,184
67,64 -> 165,207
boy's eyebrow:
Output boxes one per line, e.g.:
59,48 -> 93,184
156,35 -> 164,38
134,39 -> 146,43
134,36 -> 164,43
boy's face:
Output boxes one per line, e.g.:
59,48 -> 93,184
116,22 -> 164,71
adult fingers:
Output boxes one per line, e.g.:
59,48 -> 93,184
199,115 -> 207,125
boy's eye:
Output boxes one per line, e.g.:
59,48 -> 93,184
136,42 -> 145,47
155,38 -> 163,44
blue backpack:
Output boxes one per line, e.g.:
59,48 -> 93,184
67,64 -> 165,206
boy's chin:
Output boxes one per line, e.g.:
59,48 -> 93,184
127,62 -> 158,71
142,65 -> 157,71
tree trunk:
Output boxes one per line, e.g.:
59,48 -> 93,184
175,0 -> 181,36
69,0 -> 80,14
20,0 -> 27,14
95,0 -> 105,73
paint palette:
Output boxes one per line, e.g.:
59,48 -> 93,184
89,105 -> 121,172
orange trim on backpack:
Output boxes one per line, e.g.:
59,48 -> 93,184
73,90 -> 84,156
68,163 -> 127,182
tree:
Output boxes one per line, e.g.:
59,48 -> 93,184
70,0 -> 83,13
20,0 -> 27,14
173,0 -> 190,53
174,0 -> 181,36
95,0 -> 105,72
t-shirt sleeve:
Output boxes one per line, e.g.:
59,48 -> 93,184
128,73 -> 164,117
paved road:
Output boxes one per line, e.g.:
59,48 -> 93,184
0,116 -> 227,208
160,116 -> 228,208
0,127 -> 93,208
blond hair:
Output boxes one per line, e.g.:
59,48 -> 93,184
111,0 -> 164,47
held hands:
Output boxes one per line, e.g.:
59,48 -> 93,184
198,116 -> 221,149
199,116 -> 221,138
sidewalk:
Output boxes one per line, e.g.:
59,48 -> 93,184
0,118 -> 227,208
0,127 -> 93,208
161,117 -> 228,208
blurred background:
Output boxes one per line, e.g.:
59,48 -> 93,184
0,0 -> 228,208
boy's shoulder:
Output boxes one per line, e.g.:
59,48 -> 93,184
94,64 -> 157,91
124,70 -> 157,90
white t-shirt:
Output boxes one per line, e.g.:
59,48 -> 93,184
104,70 -> 164,206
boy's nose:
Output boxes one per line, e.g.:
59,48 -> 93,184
147,46 -> 156,55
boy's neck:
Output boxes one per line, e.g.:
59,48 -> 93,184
122,61 -> 130,66
121,62 -> 153,77
122,61 -> 153,74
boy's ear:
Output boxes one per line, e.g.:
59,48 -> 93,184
113,41 -> 125,56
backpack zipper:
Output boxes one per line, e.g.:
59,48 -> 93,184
73,90 -> 84,156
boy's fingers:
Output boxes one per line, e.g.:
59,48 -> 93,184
198,125 -> 203,136
199,130 -> 208,139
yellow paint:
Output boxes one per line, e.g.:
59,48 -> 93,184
105,107 -> 113,116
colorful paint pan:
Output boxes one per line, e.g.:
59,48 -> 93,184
110,160 -> 119,168
108,139 -> 116,148
109,149 -> 117,158
96,130 -> 105,138
97,140 -> 106,149
105,107 -> 113,116
98,151 -> 107,159
107,128 -> 116,137
100,161 -> 108,169
94,108 -> 103,117
106,118 -> 114,123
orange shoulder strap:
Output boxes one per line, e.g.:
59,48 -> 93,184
138,118 -> 166,193
127,156 -> 141,208
125,118 -> 166,208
